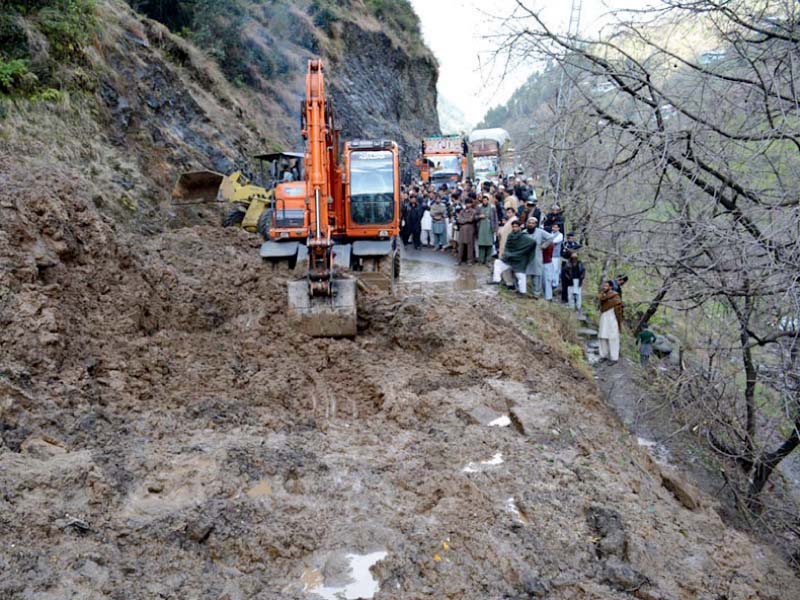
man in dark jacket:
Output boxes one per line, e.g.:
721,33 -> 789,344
563,252 -> 586,311
405,195 -> 425,250
543,204 -> 564,232
514,180 -> 529,202
560,232 -> 582,302
611,274 -> 628,299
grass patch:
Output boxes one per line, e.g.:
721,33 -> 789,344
1,1 -> 97,99
501,289 -> 593,380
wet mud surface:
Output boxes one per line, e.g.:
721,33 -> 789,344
1,168 -> 799,598
399,246 -> 483,295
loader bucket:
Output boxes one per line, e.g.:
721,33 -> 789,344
287,277 -> 357,338
171,170 -> 225,203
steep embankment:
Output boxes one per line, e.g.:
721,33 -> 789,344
1,159 -> 799,598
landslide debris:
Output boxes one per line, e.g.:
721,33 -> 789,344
1,165 -> 798,599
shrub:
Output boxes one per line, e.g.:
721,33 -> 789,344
0,58 -> 30,93
34,87 -> 64,102
0,14 -> 29,60
36,0 -> 96,60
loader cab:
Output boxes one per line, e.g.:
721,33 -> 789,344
254,151 -> 306,189
271,182 -> 308,239
253,152 -> 309,241
343,140 -> 400,238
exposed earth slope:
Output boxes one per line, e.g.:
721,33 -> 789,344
1,160 -> 798,599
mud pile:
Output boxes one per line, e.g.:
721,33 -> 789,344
1,165 -> 799,598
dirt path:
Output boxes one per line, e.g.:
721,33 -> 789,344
2,181 -> 799,599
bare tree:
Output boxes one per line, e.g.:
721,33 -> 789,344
491,0 -> 800,522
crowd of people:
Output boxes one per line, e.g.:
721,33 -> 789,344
399,174 -> 630,365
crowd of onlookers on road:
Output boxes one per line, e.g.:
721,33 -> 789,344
400,174 -> 649,365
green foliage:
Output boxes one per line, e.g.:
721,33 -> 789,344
309,1 -> 340,33
1,0 -> 96,98
128,0 -> 195,31
33,86 -> 64,102
365,0 -> 420,36
126,0 -> 293,88
0,14 -> 29,60
0,58 -> 32,93
36,0 -> 96,60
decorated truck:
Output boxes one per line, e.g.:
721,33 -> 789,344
468,128 -> 512,182
417,134 -> 472,188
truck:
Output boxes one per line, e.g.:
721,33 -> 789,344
417,134 -> 471,188
468,128 -> 512,183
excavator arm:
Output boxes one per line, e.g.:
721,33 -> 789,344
286,60 -> 357,337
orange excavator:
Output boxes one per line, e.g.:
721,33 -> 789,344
278,59 -> 401,337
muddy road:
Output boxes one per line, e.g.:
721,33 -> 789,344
1,176 -> 798,599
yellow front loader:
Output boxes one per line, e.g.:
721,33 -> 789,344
171,170 -> 273,237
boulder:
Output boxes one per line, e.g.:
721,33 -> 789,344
660,468 -> 701,511
653,335 -> 672,356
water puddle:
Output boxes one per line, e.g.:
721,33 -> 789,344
462,452 -> 504,473
488,415 -> 511,427
400,247 -> 483,294
302,551 -> 387,600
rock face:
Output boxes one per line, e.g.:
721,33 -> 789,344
1,0 -> 440,230
328,20 -> 439,179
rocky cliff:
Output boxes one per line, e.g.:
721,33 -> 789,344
0,0 -> 439,227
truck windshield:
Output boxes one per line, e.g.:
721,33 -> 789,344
349,150 -> 395,225
474,156 -> 498,175
430,155 -> 461,175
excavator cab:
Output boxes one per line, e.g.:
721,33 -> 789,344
341,140 -> 401,288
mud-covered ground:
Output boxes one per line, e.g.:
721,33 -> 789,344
2,165 -> 799,599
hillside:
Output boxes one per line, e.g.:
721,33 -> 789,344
478,0 -> 800,566
2,1 -> 799,598
0,0 -> 439,227
1,158 -> 798,597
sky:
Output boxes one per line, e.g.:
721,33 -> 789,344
409,0 -> 644,127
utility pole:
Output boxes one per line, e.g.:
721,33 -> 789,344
544,0 -> 582,204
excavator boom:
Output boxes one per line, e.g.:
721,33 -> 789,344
286,59 -> 357,337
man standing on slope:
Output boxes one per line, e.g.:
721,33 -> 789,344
564,251 -> 585,312
545,222 -> 564,298
637,324 -> 657,367
560,232 -> 581,303
492,220 -> 536,293
523,217 -> 556,298
597,280 -> 624,364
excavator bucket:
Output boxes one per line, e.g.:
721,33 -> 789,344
171,170 -> 225,203
287,277 -> 357,338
